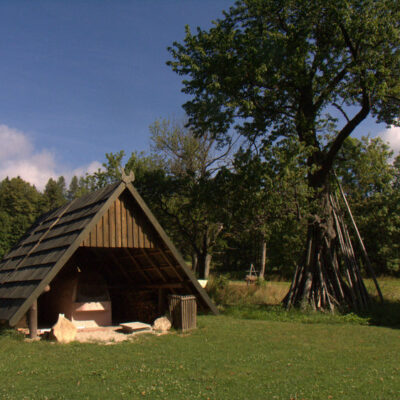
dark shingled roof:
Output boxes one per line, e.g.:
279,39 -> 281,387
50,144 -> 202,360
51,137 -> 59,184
0,181 -> 217,326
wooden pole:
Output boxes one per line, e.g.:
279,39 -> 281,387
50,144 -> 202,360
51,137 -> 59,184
335,177 -> 384,302
28,299 -> 38,339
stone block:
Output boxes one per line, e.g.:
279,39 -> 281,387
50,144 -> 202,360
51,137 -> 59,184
152,316 -> 172,332
51,314 -> 77,343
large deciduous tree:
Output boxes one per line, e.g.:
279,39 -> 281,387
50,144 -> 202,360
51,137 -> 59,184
221,139 -> 309,279
149,119 -> 231,279
168,0 -> 400,310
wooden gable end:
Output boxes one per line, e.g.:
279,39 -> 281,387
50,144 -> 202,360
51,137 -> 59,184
80,190 -> 158,249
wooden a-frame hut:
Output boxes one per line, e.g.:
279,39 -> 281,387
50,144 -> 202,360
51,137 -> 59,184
0,175 -> 217,335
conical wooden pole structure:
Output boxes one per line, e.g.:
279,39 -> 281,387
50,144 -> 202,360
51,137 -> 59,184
334,174 -> 384,303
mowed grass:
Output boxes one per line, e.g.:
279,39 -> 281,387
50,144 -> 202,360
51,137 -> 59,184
1,315 -> 400,400
0,277 -> 399,400
365,277 -> 400,302
211,277 -> 400,327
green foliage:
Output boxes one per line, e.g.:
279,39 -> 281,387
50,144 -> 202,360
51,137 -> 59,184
67,176 -> 91,200
169,0 -> 400,142
147,119 -> 231,278
0,177 -> 43,259
168,0 -> 400,291
213,138 -> 310,277
336,136 -> 395,199
42,176 -> 67,212
205,274 -> 231,304
149,119 -> 217,178
78,150 -> 164,192
336,136 -> 400,275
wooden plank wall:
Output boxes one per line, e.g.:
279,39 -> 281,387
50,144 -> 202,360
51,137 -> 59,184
80,192 -> 156,249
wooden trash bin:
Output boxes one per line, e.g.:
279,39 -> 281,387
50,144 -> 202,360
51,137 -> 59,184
168,295 -> 197,332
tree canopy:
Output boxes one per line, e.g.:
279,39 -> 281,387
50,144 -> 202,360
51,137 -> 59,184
0,177 -> 43,259
168,0 -> 400,310
168,0 -> 400,188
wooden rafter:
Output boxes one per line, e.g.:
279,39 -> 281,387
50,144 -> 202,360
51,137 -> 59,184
158,248 -> 183,282
141,249 -> 167,282
123,248 -> 152,284
106,250 -> 136,285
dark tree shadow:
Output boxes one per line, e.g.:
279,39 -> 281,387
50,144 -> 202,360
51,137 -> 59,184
360,300 -> 400,329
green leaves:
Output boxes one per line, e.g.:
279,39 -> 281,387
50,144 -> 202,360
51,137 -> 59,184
42,177 -> 67,212
335,136 -> 400,275
0,177 -> 43,259
169,0 -> 400,179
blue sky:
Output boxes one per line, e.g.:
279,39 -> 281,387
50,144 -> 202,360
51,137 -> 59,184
0,1 -> 397,189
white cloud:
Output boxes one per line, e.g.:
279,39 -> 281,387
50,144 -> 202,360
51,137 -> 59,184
0,124 -> 33,159
0,124 -> 102,191
71,161 -> 103,179
378,126 -> 400,156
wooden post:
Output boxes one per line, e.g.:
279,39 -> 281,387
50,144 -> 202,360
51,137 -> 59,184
28,299 -> 38,339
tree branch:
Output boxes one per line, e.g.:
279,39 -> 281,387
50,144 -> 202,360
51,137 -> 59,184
313,21 -> 359,113
204,134 -> 239,173
314,66 -> 349,111
322,85 -> 371,177
338,23 -> 358,60
158,198 -> 199,253
332,102 -> 350,123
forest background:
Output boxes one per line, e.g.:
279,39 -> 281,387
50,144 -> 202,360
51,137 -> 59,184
1,118 -> 399,280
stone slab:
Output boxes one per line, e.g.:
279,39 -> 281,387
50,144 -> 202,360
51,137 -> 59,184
120,322 -> 152,333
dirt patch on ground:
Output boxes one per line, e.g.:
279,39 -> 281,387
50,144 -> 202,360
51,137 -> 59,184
21,325 -> 163,344
75,326 -> 153,344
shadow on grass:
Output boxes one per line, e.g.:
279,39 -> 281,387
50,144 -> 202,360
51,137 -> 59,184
0,325 -> 24,340
220,300 -> 400,329
361,300 -> 400,329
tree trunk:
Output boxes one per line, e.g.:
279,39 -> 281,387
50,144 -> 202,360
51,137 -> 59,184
197,252 -> 212,279
259,240 -> 267,280
191,253 -> 198,274
195,226 -> 216,279
283,186 -> 372,312
204,254 -> 212,279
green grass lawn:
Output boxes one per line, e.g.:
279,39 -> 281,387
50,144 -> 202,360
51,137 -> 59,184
1,277 -> 399,400
1,314 -> 400,400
